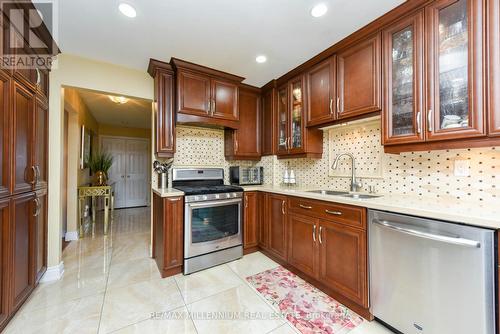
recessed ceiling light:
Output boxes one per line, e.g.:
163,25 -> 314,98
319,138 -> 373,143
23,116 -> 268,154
311,3 -> 328,17
118,3 -> 137,18
109,95 -> 129,104
256,55 -> 267,63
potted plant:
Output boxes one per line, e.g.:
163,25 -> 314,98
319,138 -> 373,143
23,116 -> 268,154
86,151 -> 114,186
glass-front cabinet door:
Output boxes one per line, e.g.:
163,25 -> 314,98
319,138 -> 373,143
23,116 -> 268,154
289,75 -> 305,152
426,0 -> 485,140
276,86 -> 288,154
382,11 -> 425,145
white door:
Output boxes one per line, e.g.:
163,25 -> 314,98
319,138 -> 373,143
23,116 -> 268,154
101,137 -> 150,208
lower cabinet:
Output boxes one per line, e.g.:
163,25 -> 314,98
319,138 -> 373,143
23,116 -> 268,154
34,189 -> 47,283
318,220 -> 368,308
287,213 -> 317,277
243,192 -> 259,251
0,199 -> 10,329
266,194 -> 288,261
152,194 -> 184,277
10,192 -> 36,314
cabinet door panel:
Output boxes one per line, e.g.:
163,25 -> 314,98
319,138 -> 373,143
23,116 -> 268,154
177,71 -> 211,117
289,75 -> 306,153
426,0 -> 485,140
244,192 -> 259,249
0,199 -> 10,328
288,213 -> 317,278
267,194 -> 287,261
259,194 -> 269,250
0,72 -> 10,198
34,96 -> 48,189
382,11 -> 425,145
337,34 -> 381,119
212,80 -> 238,121
319,221 -> 367,307
276,86 -> 289,155
306,57 -> 336,126
164,197 -> 183,270
12,81 -> 35,194
261,87 -> 276,155
11,192 -> 35,312
34,190 -> 47,283
155,69 -> 175,157
233,89 -> 260,158
489,0 -> 500,135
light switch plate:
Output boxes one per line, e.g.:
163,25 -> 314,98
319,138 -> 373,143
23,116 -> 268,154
454,159 -> 470,177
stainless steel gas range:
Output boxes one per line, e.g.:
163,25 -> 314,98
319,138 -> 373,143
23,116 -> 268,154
172,168 -> 243,275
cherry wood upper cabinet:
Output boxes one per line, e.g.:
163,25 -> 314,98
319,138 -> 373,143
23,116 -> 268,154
488,0 -> 500,136
261,81 -> 276,156
148,59 -> 176,158
0,199 -> 10,330
177,71 -> 211,117
382,11 -> 426,145
425,0 -> 485,141
172,58 -> 244,129
306,57 -> 336,126
225,86 -> 261,160
276,85 -> 289,156
288,213 -> 318,278
0,72 -> 10,199
318,219 -> 368,308
267,194 -> 288,261
243,192 -> 259,251
10,192 -> 35,314
212,79 -> 238,121
33,97 -> 48,189
12,81 -> 35,195
336,33 -> 382,119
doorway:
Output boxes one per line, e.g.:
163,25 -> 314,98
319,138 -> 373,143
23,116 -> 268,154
101,136 -> 150,208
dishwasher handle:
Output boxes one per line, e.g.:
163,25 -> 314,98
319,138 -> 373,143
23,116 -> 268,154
372,219 -> 481,248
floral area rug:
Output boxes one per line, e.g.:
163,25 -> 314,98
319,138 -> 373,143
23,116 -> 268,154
246,266 -> 363,334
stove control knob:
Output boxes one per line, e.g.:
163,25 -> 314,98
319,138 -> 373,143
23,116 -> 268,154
194,196 -> 200,202
215,194 -> 220,199
226,193 -> 231,198
202,195 -> 208,201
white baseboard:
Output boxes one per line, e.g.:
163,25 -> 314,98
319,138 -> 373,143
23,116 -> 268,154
40,262 -> 65,282
65,231 -> 79,241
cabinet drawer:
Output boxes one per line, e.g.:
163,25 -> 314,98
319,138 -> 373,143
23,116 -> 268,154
288,197 -> 366,229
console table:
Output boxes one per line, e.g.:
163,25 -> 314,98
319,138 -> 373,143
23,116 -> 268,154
78,184 -> 115,237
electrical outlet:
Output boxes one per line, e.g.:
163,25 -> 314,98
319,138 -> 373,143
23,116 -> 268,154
454,159 -> 470,177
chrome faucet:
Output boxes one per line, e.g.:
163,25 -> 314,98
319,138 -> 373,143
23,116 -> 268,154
331,153 -> 363,192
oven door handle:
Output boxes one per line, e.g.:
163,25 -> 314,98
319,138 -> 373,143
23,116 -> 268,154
187,198 -> 242,208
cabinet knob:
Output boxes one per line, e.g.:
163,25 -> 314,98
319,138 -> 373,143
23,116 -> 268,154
319,226 -> 323,244
313,225 -> 317,242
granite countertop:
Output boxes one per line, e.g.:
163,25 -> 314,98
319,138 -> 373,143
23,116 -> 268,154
152,187 -> 185,198
242,185 -> 500,230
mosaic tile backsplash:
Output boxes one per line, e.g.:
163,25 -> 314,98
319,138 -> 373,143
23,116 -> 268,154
157,124 -> 500,205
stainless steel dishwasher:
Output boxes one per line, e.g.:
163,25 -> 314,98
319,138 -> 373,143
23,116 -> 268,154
369,210 -> 496,334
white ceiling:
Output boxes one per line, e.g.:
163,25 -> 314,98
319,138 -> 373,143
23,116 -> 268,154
57,0 -> 404,87
77,89 -> 152,129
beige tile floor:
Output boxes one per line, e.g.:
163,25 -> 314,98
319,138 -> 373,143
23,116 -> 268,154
4,207 -> 394,334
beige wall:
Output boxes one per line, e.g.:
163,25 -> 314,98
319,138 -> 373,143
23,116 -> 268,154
48,54 -> 153,269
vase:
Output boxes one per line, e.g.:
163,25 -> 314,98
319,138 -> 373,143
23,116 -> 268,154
93,171 -> 107,186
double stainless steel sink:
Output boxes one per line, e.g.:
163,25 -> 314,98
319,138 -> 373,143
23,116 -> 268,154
307,189 -> 382,199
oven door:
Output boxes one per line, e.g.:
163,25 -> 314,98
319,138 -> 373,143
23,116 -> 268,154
185,198 -> 243,258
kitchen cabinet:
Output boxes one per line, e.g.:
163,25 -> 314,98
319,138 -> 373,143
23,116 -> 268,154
287,212 -> 317,278
148,59 -> 176,158
152,194 -> 184,277
0,198 -> 9,329
261,80 -> 276,156
426,0 -> 485,141
34,189 -> 46,283
243,192 -> 259,251
382,11 -> 425,145
276,76 -> 323,158
306,57 -> 336,126
12,81 -> 35,195
33,96 -> 48,189
0,71 -> 10,199
489,0 -> 500,136
10,192 -> 36,314
259,194 -> 269,250
266,194 -> 288,261
225,85 -> 261,160
172,58 -> 243,129
318,220 -> 368,307
336,33 -> 381,119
